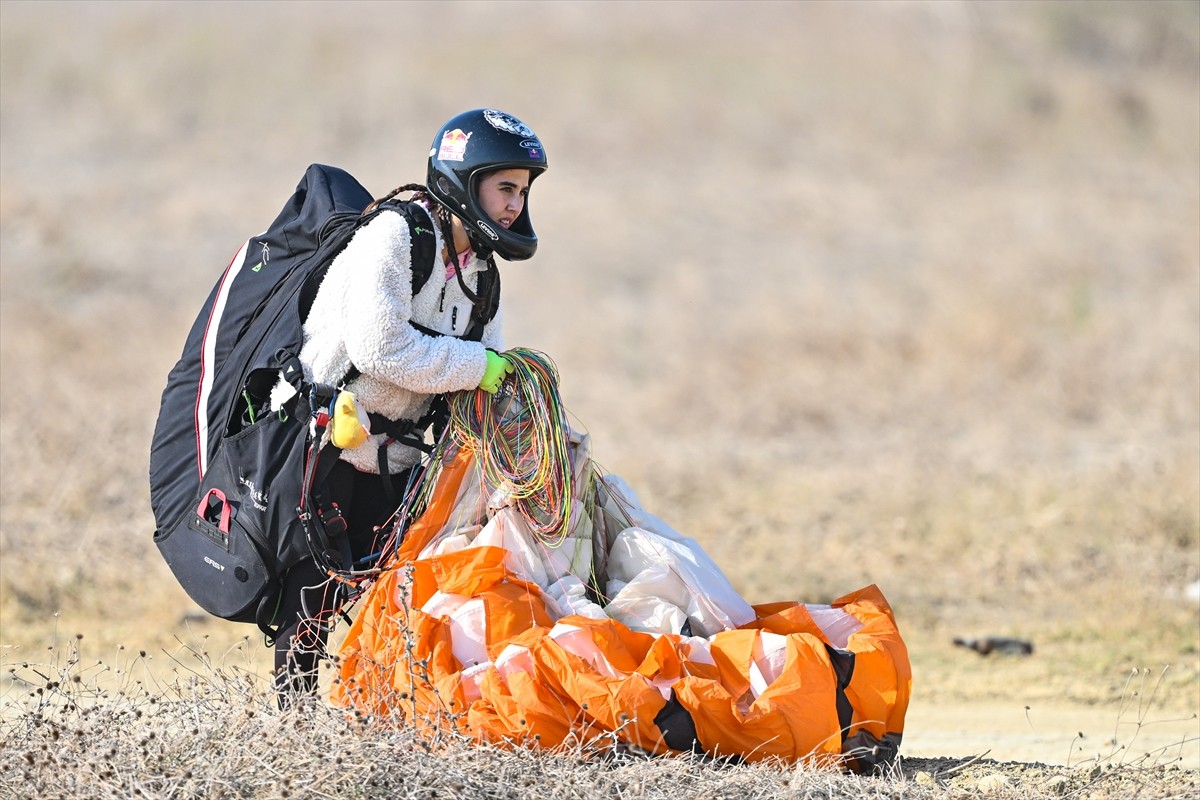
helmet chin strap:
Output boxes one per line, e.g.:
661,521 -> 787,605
445,211 -> 493,261
468,230 -> 494,260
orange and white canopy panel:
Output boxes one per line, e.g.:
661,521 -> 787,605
334,435 -> 910,770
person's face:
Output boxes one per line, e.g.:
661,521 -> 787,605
476,169 -> 531,230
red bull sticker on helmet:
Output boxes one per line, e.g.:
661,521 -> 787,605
438,129 -> 472,162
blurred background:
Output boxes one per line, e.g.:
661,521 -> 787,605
2,0 -> 1197,759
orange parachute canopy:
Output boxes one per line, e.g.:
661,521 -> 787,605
333,443 -> 910,770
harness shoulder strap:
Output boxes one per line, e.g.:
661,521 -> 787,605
383,200 -> 438,298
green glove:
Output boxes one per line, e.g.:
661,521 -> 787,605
479,350 -> 514,394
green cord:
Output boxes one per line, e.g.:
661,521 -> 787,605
243,390 -> 257,424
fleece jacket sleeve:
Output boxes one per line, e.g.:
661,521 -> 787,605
338,211 -> 489,393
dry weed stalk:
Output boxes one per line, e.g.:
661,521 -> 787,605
1062,665 -> 1200,794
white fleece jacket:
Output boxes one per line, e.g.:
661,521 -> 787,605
298,201 -> 503,474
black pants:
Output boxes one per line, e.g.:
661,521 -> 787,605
273,459 -> 413,707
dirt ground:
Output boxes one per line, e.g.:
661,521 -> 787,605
1,1 -> 1198,794
905,700 -> 1198,766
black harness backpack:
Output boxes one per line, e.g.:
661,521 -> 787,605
149,164 -> 496,639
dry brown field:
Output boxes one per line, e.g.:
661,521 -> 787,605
1,2 -> 1197,797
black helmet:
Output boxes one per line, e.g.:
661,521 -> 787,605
427,109 -> 548,261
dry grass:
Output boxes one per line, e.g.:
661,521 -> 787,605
1,636 -> 1195,800
1,0 -> 1198,795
